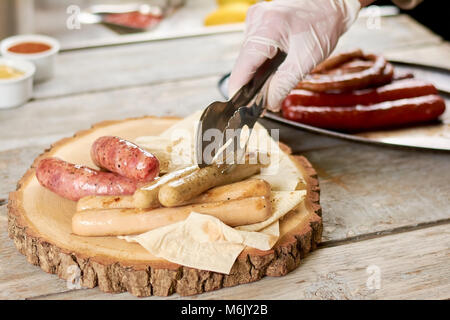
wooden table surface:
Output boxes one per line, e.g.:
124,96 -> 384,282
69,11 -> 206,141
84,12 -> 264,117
1,14 -> 449,300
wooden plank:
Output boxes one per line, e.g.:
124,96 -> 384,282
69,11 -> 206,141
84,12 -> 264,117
336,14 -> 442,54
385,43 -> 450,70
0,146 -> 45,201
300,143 -> 450,242
0,205 -> 71,300
33,34 -> 243,100
0,76 -> 223,153
32,15 -> 441,100
29,223 -> 450,299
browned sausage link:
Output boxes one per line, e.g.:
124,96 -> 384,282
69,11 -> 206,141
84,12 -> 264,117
158,163 -> 262,207
133,165 -> 199,209
368,62 -> 394,87
188,179 -> 271,204
298,54 -> 388,92
36,157 -> 138,201
91,136 -> 159,183
310,49 -> 364,74
76,177 -> 270,211
319,59 -> 374,75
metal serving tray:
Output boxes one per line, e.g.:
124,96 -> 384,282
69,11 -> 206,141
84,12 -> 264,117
218,62 -> 450,152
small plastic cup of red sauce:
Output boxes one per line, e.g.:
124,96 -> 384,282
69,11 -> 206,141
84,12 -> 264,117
1,34 -> 60,82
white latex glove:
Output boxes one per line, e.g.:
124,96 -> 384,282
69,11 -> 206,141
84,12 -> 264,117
228,0 -> 361,112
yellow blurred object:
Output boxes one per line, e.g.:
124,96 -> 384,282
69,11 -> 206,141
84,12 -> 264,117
0,65 -> 24,79
216,0 -> 256,5
204,2 -> 252,26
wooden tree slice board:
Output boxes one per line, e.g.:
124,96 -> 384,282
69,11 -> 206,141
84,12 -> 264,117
7,116 -> 322,297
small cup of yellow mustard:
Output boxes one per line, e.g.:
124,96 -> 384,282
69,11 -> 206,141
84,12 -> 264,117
0,65 -> 25,79
0,58 -> 35,109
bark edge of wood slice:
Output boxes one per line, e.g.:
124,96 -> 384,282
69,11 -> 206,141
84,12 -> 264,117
7,116 -> 322,297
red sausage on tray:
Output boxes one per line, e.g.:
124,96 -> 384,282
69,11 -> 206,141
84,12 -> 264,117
283,79 -> 438,108
282,95 -> 446,132
280,49 -> 446,132
36,157 -> 139,201
91,136 -> 160,183
297,52 -> 391,92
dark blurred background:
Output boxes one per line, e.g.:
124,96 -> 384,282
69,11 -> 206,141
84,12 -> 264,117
376,0 -> 449,40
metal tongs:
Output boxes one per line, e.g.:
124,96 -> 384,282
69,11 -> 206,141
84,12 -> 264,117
195,50 -> 287,168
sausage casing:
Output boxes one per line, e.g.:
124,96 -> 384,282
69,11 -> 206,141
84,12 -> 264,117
158,163 -> 262,207
282,95 -> 446,132
132,165 -> 199,208
188,179 -> 271,204
298,54 -> 389,92
91,136 -> 159,183
72,196 -> 272,236
284,79 -> 438,108
36,157 -> 138,201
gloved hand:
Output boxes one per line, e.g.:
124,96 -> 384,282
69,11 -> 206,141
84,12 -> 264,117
228,0 -> 361,111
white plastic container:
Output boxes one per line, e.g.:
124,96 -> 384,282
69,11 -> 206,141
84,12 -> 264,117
0,58 -> 35,109
1,34 -> 60,82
